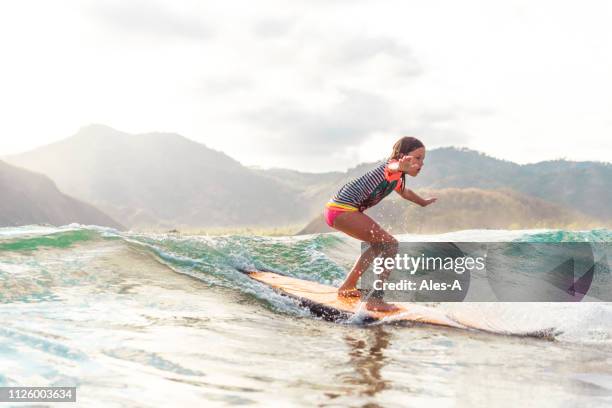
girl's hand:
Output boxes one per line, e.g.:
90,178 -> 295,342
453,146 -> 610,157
399,154 -> 423,176
421,197 -> 437,207
398,155 -> 415,172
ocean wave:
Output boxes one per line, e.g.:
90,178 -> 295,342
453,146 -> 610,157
1,225 -> 611,344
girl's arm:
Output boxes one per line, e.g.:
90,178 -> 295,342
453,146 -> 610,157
398,188 -> 437,207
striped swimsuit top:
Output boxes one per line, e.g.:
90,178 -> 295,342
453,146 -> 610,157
327,159 -> 404,212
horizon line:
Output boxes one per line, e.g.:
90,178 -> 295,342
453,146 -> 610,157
2,123 -> 610,173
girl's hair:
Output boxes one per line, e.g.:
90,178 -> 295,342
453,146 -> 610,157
389,136 -> 424,192
390,136 -> 424,160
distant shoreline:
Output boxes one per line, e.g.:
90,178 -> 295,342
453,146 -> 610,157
139,224 -> 305,237
136,222 -> 611,237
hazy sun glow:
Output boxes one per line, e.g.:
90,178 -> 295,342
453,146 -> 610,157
1,0 -> 611,171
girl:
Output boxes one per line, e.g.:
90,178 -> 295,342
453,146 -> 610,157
324,136 -> 436,312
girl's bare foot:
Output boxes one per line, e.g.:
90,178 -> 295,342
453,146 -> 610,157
366,299 -> 400,312
337,288 -> 361,298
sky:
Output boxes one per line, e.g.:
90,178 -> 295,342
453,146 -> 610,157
0,0 -> 611,172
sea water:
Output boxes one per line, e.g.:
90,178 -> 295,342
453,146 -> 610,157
0,225 -> 611,407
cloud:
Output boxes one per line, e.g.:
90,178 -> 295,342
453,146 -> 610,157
252,18 -> 297,38
400,123 -> 471,147
242,87 -> 473,166
300,0 -> 375,4
244,88 -> 395,155
329,37 -> 422,77
396,108 -> 475,147
201,77 -> 254,94
335,37 -> 412,64
90,0 -> 212,41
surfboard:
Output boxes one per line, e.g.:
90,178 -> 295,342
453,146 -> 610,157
238,268 -> 557,339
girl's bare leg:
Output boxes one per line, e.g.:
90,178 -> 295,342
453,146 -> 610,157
331,211 -> 399,312
337,243 -> 381,296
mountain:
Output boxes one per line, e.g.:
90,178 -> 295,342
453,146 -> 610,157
5,126 -> 610,232
0,160 -> 123,229
302,147 -> 612,222
249,167 -> 344,217
297,188 -> 604,235
398,147 -> 612,220
4,125 -> 309,229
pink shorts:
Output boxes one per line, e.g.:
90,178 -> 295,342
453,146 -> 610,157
324,206 -> 355,227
